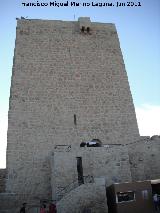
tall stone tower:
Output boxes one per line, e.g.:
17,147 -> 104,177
6,18 -> 139,201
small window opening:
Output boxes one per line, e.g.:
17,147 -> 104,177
81,26 -> 85,32
74,114 -> 77,125
76,157 -> 84,185
116,191 -> 135,203
86,27 -> 90,33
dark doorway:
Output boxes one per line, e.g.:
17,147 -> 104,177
76,157 -> 84,185
151,181 -> 160,194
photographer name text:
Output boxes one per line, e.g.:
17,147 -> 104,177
22,1 -> 142,7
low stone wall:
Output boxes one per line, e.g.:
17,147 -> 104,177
0,193 -> 41,213
128,136 -> 160,181
0,169 -> 7,193
0,193 -> 19,213
2,136 -> 160,212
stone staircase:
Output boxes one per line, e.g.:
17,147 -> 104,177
56,175 -> 94,201
56,181 -> 108,213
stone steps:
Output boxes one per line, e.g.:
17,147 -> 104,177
57,183 -> 108,213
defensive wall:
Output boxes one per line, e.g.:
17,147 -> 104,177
128,135 -> 160,181
51,136 -> 160,213
1,136 -> 160,212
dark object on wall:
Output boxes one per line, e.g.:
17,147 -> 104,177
76,157 -> 84,185
80,139 -> 102,147
151,179 -> 160,195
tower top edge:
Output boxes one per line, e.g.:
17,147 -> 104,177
16,17 -> 116,26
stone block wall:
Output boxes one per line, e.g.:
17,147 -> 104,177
6,17 -> 139,199
128,136 -> 160,181
0,169 -> 6,193
0,193 -> 41,213
0,193 -> 19,212
51,146 -> 132,201
57,183 -> 108,213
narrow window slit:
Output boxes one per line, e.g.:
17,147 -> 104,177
74,114 -> 77,125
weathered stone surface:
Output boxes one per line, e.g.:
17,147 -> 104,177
128,136 -> 160,181
0,193 -> 20,212
6,17 -> 139,201
51,146 -> 132,202
0,193 -> 43,213
57,183 -> 108,213
0,169 -> 6,193
51,137 -> 160,211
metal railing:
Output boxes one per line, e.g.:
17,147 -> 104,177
56,179 -> 79,200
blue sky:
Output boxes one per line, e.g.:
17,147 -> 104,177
0,0 -> 160,167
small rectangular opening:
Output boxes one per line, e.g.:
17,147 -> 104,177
74,114 -> 77,125
116,191 -> 135,203
76,157 -> 84,185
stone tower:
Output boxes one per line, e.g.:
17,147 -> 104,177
6,18 -> 139,201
